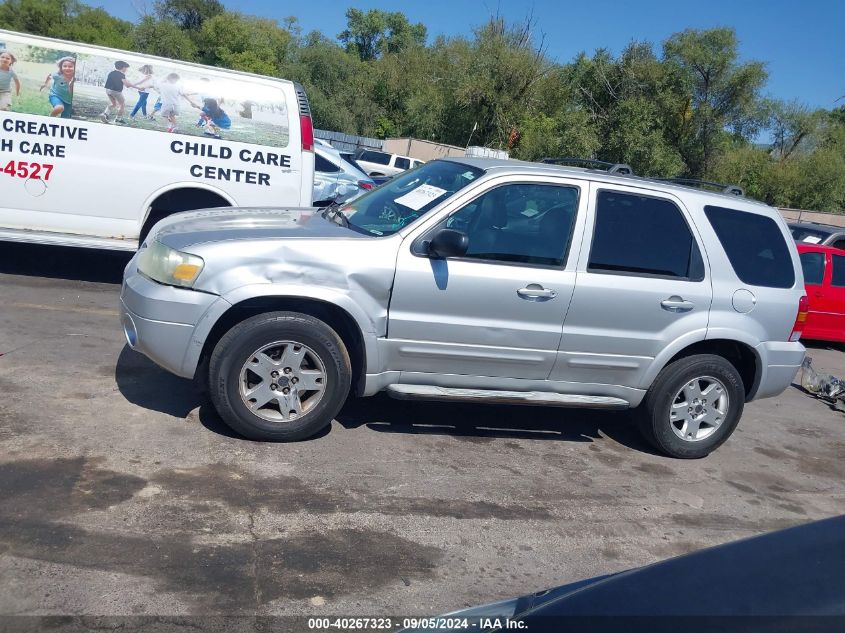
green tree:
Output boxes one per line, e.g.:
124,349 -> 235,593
132,14 -> 197,60
59,6 -> 133,49
154,0 -> 223,32
0,0 -> 69,37
662,28 -> 767,177
338,8 -> 426,61
196,12 -> 291,75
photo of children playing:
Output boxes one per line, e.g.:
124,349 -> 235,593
0,37 -> 290,147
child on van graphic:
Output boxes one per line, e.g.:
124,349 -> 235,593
155,73 -> 199,133
0,50 -> 20,111
101,60 -> 135,124
39,56 -> 75,118
130,64 -> 154,120
198,97 -> 231,139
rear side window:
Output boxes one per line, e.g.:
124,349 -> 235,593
588,190 -> 704,280
359,150 -> 390,165
800,252 -> 825,285
394,157 -> 411,170
832,255 -> 845,287
315,154 -> 340,173
705,206 -> 795,288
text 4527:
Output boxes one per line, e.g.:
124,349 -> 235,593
3,161 -> 54,180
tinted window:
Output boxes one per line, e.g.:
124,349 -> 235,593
443,184 -> 579,267
359,150 -> 390,165
340,154 -> 367,174
800,252 -> 825,285
395,157 -> 411,170
832,255 -> 845,287
706,206 -> 795,288
789,225 -> 831,244
589,191 -> 703,279
315,154 -> 340,173
831,239 -> 845,251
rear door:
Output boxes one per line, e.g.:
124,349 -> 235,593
553,185 -> 712,387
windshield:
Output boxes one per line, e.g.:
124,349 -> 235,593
340,160 -> 484,236
789,225 -> 831,244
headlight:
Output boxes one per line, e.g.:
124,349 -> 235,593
137,240 -> 205,288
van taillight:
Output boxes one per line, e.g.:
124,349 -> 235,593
300,115 -> 314,152
790,295 -> 809,342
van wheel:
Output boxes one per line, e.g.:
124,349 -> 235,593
638,354 -> 744,459
208,312 -> 351,441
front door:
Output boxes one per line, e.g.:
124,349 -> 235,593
387,180 -> 586,379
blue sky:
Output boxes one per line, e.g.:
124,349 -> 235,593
97,0 -> 844,110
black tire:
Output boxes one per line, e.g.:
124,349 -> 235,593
638,354 -> 745,459
208,311 -> 351,441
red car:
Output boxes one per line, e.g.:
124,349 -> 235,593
797,243 -> 845,342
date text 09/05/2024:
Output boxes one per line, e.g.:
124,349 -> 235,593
307,617 -> 529,630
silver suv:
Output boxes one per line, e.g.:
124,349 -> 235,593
120,158 -> 807,458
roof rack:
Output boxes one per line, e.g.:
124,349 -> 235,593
541,157 -> 634,176
658,178 -> 745,197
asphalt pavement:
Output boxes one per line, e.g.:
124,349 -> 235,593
1,242 -> 844,619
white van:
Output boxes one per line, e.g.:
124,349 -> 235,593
0,29 -> 314,250
354,149 -> 423,177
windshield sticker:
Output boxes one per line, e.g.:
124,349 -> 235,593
394,184 -> 447,211
802,236 -> 822,244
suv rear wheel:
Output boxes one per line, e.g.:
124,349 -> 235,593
639,354 -> 745,459
208,311 -> 351,441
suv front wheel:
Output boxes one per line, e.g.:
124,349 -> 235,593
639,354 -> 745,459
208,311 -> 352,441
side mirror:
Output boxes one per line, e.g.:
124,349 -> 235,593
429,228 -> 469,259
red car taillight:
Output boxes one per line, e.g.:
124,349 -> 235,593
358,180 -> 374,190
790,295 -> 809,342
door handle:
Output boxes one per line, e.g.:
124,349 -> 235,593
517,284 -> 557,300
661,296 -> 695,313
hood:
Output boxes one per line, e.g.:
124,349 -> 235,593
152,207 -> 367,251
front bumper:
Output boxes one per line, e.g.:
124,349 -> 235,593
120,270 -> 220,378
752,340 -> 806,400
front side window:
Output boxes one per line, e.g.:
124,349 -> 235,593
706,206 -> 795,288
340,161 -> 483,236
589,190 -> 704,280
395,157 -> 411,170
442,183 -> 579,267
800,252 -> 825,286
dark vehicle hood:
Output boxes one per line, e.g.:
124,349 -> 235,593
153,207 -> 367,250
521,515 -> 845,617
407,516 -> 845,632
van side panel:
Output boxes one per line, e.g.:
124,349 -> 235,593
0,29 -> 303,241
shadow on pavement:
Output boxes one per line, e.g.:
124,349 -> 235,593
116,344 -> 656,453
337,393 -> 656,452
0,242 -> 132,284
